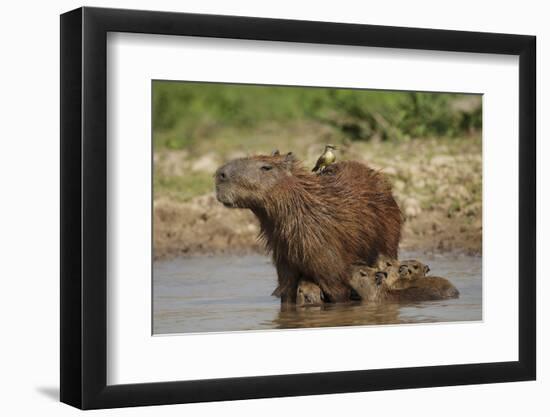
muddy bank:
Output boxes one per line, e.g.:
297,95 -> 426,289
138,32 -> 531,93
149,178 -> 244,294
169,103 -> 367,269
154,194 -> 263,259
153,137 -> 482,259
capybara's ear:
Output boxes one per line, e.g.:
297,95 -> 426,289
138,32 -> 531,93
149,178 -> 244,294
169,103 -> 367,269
271,149 -> 280,156
283,152 -> 296,169
399,265 -> 408,273
424,265 -> 430,274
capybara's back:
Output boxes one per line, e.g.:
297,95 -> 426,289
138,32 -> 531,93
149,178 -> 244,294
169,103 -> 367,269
320,161 -> 402,263
398,276 -> 460,300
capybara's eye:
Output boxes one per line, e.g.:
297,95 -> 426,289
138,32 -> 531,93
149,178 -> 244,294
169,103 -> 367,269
261,165 -> 273,171
414,265 -> 418,269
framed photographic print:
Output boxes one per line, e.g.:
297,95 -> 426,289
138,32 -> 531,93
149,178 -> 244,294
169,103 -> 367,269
60,6 -> 536,409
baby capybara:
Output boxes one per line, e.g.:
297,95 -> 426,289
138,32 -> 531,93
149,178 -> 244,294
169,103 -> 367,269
399,260 -> 430,279
373,256 -> 432,289
296,280 -> 324,306
349,266 -> 459,302
215,151 -> 402,303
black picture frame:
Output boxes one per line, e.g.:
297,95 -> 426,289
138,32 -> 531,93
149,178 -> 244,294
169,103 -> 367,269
60,6 -> 536,410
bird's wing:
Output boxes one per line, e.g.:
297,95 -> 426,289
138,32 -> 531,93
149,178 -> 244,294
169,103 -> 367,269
312,156 -> 323,172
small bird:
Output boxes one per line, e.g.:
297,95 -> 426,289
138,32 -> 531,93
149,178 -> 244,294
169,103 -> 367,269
312,145 -> 338,173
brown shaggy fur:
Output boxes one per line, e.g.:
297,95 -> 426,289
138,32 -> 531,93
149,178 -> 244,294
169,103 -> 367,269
401,276 -> 460,300
215,152 -> 402,303
398,259 -> 431,281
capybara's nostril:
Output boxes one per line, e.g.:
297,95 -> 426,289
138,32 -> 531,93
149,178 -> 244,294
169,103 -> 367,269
216,169 -> 228,182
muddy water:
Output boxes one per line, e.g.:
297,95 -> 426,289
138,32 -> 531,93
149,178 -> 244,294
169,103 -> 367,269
153,252 -> 482,335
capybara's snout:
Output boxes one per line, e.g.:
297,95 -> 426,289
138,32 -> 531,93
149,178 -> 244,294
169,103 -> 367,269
214,164 -> 230,184
375,271 -> 387,286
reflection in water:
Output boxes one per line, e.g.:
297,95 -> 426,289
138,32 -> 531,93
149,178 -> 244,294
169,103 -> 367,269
274,302 -> 400,329
153,253 -> 482,335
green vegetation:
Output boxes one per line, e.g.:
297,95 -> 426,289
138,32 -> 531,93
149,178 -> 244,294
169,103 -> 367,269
153,81 -> 482,152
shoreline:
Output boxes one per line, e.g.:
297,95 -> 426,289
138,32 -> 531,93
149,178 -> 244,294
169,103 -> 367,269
154,248 -> 482,263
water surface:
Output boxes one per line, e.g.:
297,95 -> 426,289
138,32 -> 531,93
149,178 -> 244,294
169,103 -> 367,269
153,252 -> 482,335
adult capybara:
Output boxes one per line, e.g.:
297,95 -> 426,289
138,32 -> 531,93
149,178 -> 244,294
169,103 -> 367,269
214,151 -> 402,303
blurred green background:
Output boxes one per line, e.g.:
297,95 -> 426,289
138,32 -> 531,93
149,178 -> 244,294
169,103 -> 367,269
153,81 -> 481,152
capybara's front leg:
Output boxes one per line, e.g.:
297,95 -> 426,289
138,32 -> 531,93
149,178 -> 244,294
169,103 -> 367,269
271,261 -> 300,304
